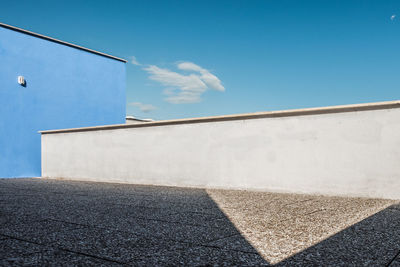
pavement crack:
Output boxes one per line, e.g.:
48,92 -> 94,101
273,208 -> 326,225
385,248 -> 400,267
42,218 -> 89,228
281,198 -> 314,208
201,233 -> 241,245
0,233 -> 126,265
0,233 -> 47,246
300,208 -> 326,217
56,247 -> 126,265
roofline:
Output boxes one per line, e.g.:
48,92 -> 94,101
0,22 -> 127,63
40,100 -> 400,134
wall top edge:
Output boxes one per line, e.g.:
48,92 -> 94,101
40,100 -> 400,134
0,22 -> 127,63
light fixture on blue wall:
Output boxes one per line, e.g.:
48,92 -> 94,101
18,76 -> 26,86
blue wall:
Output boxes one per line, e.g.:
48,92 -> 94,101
0,26 -> 126,178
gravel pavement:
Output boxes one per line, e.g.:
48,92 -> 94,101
1,178 -> 399,266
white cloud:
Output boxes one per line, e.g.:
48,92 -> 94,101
143,62 -> 225,104
129,102 -> 157,113
178,62 -> 225,92
391,14 -> 396,21
130,56 -> 141,65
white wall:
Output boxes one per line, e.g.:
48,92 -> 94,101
42,107 -> 400,199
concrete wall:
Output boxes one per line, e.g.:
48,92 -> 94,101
41,102 -> 400,199
0,24 -> 126,178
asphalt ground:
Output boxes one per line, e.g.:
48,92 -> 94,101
1,178 -> 400,266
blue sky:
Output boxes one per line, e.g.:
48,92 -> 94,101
1,0 -> 399,120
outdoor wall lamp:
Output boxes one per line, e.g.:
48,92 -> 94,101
18,76 -> 26,86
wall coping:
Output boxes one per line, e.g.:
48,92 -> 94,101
0,22 -> 126,63
40,100 -> 400,134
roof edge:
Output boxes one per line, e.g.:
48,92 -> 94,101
126,116 -> 154,122
0,22 -> 127,63
40,100 -> 400,134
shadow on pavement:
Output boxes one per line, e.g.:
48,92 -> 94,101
0,179 -> 268,265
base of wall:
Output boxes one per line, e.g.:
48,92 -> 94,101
41,176 -> 399,200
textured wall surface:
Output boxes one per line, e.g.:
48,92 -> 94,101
42,107 -> 400,199
0,26 -> 126,177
